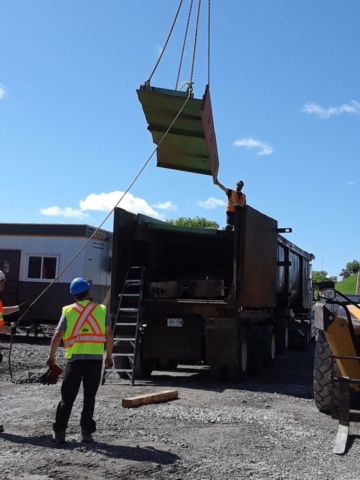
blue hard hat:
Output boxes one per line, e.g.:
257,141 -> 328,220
70,277 -> 90,295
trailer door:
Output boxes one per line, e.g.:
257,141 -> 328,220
0,249 -> 20,306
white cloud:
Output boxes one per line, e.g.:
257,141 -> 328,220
198,197 -> 226,209
234,137 -> 274,156
153,201 -> 178,211
40,191 -> 166,221
302,100 -> 360,119
40,206 -> 88,219
0,84 -> 8,99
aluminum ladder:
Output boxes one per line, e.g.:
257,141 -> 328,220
101,266 -> 145,386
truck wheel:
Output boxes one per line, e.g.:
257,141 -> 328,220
262,325 -> 276,368
276,317 -> 288,355
210,363 -> 227,382
314,330 -> 339,412
114,354 -> 132,379
113,342 -> 131,379
135,342 -> 154,379
299,322 -> 311,351
248,326 -> 264,375
227,327 -> 248,382
159,359 -> 179,370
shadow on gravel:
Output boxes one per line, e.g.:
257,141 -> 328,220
123,346 -> 316,400
0,433 -> 179,464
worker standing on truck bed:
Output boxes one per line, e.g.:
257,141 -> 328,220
0,270 -> 31,433
215,178 -> 246,231
47,277 -> 113,444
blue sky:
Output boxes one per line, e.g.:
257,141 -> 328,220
1,1 -> 360,278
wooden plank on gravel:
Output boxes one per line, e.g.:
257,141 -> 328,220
122,389 -> 178,408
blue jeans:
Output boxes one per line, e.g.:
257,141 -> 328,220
53,359 -> 102,434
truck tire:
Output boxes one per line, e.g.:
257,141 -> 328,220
276,317 -> 288,355
313,330 -> 339,412
299,321 -> 311,351
262,325 -> 276,368
227,327 -> 248,382
113,341 -> 131,379
210,363 -> 227,382
159,359 -> 179,370
135,341 -> 154,379
248,326 -> 264,375
114,354 -> 131,379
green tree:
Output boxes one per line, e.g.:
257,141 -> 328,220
312,271 -> 330,283
339,260 -> 360,279
166,216 -> 219,229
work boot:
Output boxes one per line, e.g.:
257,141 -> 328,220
52,430 -> 66,444
81,427 -> 93,443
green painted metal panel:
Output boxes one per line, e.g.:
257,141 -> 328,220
137,85 -> 219,178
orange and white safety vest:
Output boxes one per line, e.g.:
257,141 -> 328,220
0,300 -> 4,327
62,300 -> 106,359
227,190 -> 246,212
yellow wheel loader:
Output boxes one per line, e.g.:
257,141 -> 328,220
313,281 -> 360,454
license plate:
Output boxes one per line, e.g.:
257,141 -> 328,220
167,318 -> 183,327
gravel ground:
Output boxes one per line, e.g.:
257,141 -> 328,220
1,332 -> 360,480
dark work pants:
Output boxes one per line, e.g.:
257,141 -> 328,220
53,359 -> 102,434
226,212 -> 235,231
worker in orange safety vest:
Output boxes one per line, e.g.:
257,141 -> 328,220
215,178 -> 246,231
0,270 -> 32,433
47,277 -> 113,444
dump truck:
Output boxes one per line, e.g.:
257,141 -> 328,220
110,204 -> 314,381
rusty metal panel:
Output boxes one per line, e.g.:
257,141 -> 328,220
137,85 -> 219,178
201,85 -> 219,182
188,280 -> 224,298
238,206 -> 278,309
149,282 -> 183,298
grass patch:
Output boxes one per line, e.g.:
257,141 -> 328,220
336,274 -> 358,294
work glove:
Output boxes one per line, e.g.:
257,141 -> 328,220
38,364 -> 63,385
18,301 -> 32,311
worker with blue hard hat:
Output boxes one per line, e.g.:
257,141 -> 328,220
47,276 -> 113,444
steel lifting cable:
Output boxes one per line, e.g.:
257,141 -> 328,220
16,91 -> 194,324
189,0 -> 203,89
8,90 -> 193,380
175,0 -> 194,90
145,0 -> 184,86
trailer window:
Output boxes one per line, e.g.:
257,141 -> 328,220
27,256 -> 57,280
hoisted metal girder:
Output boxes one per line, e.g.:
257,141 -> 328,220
137,84 -> 219,181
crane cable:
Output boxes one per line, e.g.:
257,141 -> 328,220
147,0 -> 211,91
145,0 -> 184,86
175,0 -> 194,90
8,89 -> 193,381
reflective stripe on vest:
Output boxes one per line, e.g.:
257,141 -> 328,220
62,301 -> 106,359
0,300 -> 3,326
227,191 -> 245,212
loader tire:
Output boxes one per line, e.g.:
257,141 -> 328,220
313,330 -> 339,412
